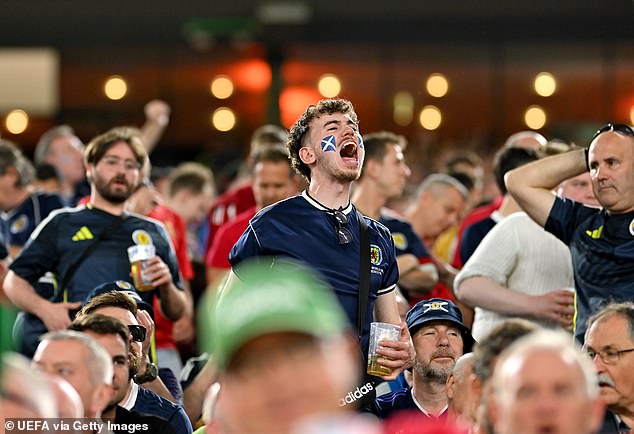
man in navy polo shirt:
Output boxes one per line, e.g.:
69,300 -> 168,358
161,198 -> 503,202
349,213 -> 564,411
371,298 -> 474,419
506,123 -> 634,343
229,98 -> 412,379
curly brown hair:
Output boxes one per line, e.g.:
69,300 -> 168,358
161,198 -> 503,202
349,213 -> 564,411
287,98 -> 358,182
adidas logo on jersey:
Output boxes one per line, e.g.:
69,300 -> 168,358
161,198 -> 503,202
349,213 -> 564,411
72,226 -> 94,241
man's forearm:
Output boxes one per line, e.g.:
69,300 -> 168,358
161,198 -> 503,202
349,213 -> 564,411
456,276 -> 534,315
3,271 -> 49,316
505,149 -> 587,226
507,148 -> 587,190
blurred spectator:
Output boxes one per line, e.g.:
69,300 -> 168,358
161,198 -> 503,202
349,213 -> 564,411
445,353 -> 476,432
352,132 -> 438,301
33,163 -> 62,194
470,319 -> 538,434
34,125 -> 88,205
32,330 -> 113,418
206,146 -> 295,290
490,330 -> 604,434
0,139 -> 64,259
451,131 -> 547,269
203,124 -> 288,258
0,352 -> 58,419
206,260 -> 377,434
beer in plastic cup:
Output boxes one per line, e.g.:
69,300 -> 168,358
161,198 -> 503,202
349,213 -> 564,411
127,245 -> 156,291
367,322 -> 401,376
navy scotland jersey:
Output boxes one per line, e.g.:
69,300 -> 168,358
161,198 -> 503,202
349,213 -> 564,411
229,191 -> 399,354
545,196 -> 634,343
9,204 -> 183,305
379,213 -> 431,263
1,192 -> 64,250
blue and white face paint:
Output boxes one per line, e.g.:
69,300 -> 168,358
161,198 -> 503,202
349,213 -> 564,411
321,135 -> 337,152
357,133 -> 364,149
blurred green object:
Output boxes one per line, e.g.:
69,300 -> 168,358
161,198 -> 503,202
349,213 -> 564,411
200,258 -> 348,371
0,304 -> 17,370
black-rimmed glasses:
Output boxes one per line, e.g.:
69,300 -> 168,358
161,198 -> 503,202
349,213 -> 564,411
128,324 -> 147,343
331,210 -> 353,245
584,346 -> 634,365
591,123 -> 634,142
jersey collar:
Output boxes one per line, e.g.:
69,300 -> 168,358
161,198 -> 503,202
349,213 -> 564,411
302,190 -> 353,215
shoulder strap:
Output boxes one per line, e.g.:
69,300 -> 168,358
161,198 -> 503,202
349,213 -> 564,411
357,211 -> 370,340
59,214 -> 128,293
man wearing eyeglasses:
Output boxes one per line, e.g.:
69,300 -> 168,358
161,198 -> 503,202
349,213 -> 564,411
506,123 -> 634,343
3,126 -> 186,357
585,302 -> 634,433
229,99 -> 413,393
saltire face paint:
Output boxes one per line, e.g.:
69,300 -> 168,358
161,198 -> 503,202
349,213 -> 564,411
321,135 -> 336,152
357,133 -> 364,149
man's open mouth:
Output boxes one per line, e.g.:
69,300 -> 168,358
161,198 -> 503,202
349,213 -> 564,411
340,141 -> 358,159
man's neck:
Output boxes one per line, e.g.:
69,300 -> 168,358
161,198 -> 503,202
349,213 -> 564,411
89,193 -> 126,215
307,178 -> 352,210
351,182 -> 386,220
4,187 -> 31,212
412,374 -> 449,416
405,207 -> 427,242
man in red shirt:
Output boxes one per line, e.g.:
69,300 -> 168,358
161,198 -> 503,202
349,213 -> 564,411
206,147 -> 296,290
203,125 -> 288,258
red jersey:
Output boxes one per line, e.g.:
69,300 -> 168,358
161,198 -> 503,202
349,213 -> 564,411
206,206 -> 257,269
148,205 -> 193,350
450,196 -> 503,268
203,184 -> 255,259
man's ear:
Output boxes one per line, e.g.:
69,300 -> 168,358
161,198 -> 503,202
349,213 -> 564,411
299,146 -> 316,165
446,372 -> 456,400
365,160 -> 381,179
85,163 -> 93,183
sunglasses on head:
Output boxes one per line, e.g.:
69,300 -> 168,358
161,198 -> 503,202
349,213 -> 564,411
591,123 -> 634,142
331,210 -> 353,245
128,324 -> 147,342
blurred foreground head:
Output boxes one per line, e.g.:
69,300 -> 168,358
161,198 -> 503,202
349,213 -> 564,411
206,259 -> 359,434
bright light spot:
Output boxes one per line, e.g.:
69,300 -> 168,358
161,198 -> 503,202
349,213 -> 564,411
211,107 -> 236,132
426,73 -> 449,98
104,76 -> 127,100
5,109 -> 29,134
524,105 -> 547,129
419,105 -> 442,130
393,91 -> 414,126
534,72 -> 557,97
630,106 -> 634,125
318,74 -> 341,98
210,75 -> 234,99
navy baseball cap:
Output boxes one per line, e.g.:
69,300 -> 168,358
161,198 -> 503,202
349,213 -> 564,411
406,298 -> 475,352
84,280 -> 154,318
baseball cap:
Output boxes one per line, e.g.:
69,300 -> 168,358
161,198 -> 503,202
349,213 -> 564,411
84,280 -> 154,318
406,298 -> 475,352
206,259 -> 349,371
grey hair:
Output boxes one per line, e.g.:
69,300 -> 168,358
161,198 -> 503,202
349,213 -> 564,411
492,329 -> 598,401
0,139 -> 34,187
417,173 -> 469,200
1,352 -> 58,418
34,125 -> 82,165
39,330 -> 113,386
